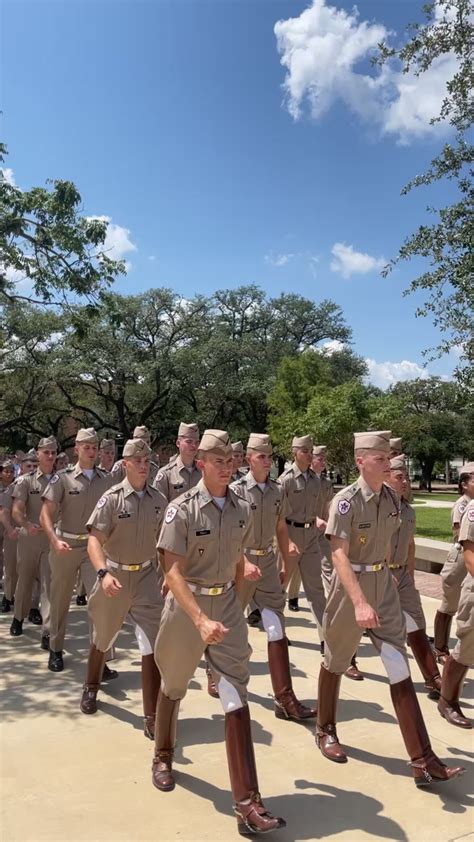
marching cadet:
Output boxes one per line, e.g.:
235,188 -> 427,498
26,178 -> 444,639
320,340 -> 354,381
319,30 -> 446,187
55,452 -> 69,471
0,462 -> 18,613
97,438 -> 116,472
40,428 -> 116,674
152,429 -> 286,836
231,433 -> 315,721
80,438 -> 167,738
112,426 -> 160,484
231,441 -> 245,482
10,438 -> 57,643
434,462 -> 474,663
153,422 -> 200,501
279,435 -> 326,639
438,496 -> 474,729
387,456 -> 442,697
316,430 -> 464,787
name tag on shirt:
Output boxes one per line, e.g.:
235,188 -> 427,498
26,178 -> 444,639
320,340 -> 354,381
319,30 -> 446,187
196,529 -> 211,536
118,512 -> 131,519
358,523 -> 371,529
68,490 -> 80,495
173,484 -> 184,490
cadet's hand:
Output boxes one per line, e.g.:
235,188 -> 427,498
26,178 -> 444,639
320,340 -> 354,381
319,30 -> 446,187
316,517 -> 326,532
53,538 -> 72,553
26,522 -> 41,536
279,568 -> 289,588
354,600 -> 379,629
102,573 -> 122,597
288,541 -> 299,557
161,582 -> 170,599
196,616 -> 229,645
244,560 -> 262,581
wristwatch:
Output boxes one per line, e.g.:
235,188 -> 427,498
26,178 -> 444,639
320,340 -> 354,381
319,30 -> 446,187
97,568 -> 109,580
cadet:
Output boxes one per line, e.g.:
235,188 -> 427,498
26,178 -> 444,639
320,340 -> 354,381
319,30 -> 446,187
152,430 -> 285,836
279,435 -> 326,639
55,452 -> 69,471
112,426 -> 160,484
231,433 -> 315,721
10,438 -> 57,642
434,462 -> 474,663
153,422 -> 200,501
316,430 -> 464,787
438,497 -> 474,728
80,438 -> 167,738
40,428 -> 116,673
387,457 -> 442,697
98,438 -> 116,472
230,441 -> 245,482
0,462 -> 18,613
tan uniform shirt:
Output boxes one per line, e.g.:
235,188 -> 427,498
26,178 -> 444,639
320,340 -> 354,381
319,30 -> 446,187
13,468 -> 56,545
42,465 -> 113,534
279,463 -> 321,523
157,478 -> 253,586
390,497 -> 416,565
452,494 -> 470,528
459,500 -> 474,545
318,475 -> 334,519
87,478 -> 167,564
230,472 -> 288,549
326,477 -> 400,566
153,456 -> 201,502
111,459 -> 160,485
0,482 -> 15,513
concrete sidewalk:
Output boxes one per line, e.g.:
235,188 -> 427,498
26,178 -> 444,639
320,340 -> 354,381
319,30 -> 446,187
1,594 -> 472,842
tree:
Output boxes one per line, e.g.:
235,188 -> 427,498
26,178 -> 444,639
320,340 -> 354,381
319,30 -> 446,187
377,1 -> 474,382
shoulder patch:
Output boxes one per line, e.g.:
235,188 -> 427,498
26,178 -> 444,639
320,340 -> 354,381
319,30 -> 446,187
165,505 -> 178,523
468,509 -> 474,522
458,503 -> 466,515
96,495 -> 107,509
156,471 -> 165,481
338,499 -> 351,515
49,473 -> 60,485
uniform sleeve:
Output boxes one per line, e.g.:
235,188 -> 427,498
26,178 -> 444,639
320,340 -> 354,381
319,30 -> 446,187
155,490 -> 168,531
12,476 -> 28,503
325,494 -> 354,541
42,473 -> 64,504
241,508 -> 255,549
277,488 -> 290,521
157,503 -> 188,556
87,494 -> 114,535
458,505 -> 474,544
0,490 -> 12,510
153,470 -> 170,500
451,499 -> 465,527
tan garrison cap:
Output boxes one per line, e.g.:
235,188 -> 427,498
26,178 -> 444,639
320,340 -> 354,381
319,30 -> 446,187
76,428 -> 98,444
313,445 -> 327,456
354,430 -> 391,453
460,462 -> 474,476
99,438 -> 115,450
22,449 -> 38,462
390,455 -> 407,471
198,429 -> 232,456
231,441 -> 244,454
38,436 -> 58,450
133,425 -> 151,442
389,437 -> 403,454
178,422 -> 199,440
56,452 -> 67,460
292,435 -> 313,449
122,438 -> 152,458
247,433 -> 272,455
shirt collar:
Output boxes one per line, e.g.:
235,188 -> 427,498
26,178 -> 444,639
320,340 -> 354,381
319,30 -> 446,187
197,477 -> 236,508
74,463 -> 97,479
246,471 -> 268,491
292,462 -> 314,480
357,476 -> 381,502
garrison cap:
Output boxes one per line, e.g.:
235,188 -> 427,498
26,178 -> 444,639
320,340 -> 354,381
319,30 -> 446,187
133,425 -> 151,442
247,433 -> 272,455
56,452 -> 67,460
22,449 -> 38,463
198,429 -> 232,456
76,428 -> 98,444
99,438 -> 115,450
313,445 -> 327,456
292,435 -> 313,449
459,462 -> 474,476
390,455 -> 407,471
37,436 -> 58,451
389,437 -> 403,454
354,430 -> 391,453
231,441 -> 244,454
0,460 -> 13,469
178,422 -> 199,440
122,438 -> 152,458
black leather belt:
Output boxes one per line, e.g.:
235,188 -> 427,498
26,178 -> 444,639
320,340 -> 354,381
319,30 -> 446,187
286,518 -> 315,529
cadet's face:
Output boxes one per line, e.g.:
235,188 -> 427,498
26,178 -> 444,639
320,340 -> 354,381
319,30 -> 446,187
38,448 -> 57,473
198,453 -> 234,486
55,457 -> 67,470
247,451 -> 272,479
294,447 -> 312,471
389,469 -> 407,497
21,461 -> 36,474
232,452 -> 244,471
312,454 -> 326,473
177,437 -> 198,458
100,448 -> 115,469
0,467 -> 14,485
463,473 -> 474,499
124,455 -> 150,485
76,442 -> 98,467
357,450 -> 391,486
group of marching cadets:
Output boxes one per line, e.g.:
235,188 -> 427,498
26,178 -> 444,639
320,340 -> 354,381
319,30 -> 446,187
0,422 -> 472,836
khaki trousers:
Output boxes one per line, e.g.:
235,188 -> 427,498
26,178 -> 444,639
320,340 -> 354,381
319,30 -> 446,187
452,574 -> 474,667
440,545 -> 467,614
14,532 -> 50,631
392,567 -> 426,632
3,533 -> 18,602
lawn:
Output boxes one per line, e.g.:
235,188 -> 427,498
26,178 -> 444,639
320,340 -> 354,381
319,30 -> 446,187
415,506 -> 452,542
413,492 -> 457,503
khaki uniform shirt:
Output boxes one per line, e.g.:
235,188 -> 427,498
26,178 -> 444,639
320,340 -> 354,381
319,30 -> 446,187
390,497 -> 416,565
153,456 -> 201,502
13,468 -> 56,525
86,478 -> 167,564
230,472 -> 288,549
317,475 -> 334,519
459,499 -> 474,545
157,478 -> 253,586
42,465 -> 113,534
452,494 -> 470,528
0,482 -> 15,513
111,459 -> 160,485
279,463 -> 321,522
326,477 -> 400,566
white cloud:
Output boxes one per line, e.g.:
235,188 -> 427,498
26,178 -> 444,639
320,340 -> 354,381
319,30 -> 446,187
88,215 -> 137,268
1,168 -> 16,186
320,339 -> 346,355
365,358 -> 428,389
274,0 -> 456,143
330,242 -> 385,279
265,252 -> 295,267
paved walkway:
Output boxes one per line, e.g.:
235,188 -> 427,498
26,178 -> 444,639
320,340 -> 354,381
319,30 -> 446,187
413,500 -> 453,509
1,592 -> 472,842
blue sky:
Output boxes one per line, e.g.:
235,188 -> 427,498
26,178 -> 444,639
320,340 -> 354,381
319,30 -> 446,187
2,0 -> 461,387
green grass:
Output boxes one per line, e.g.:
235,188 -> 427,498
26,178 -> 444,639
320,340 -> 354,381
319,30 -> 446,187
414,492 -> 457,502
415,506 -> 452,542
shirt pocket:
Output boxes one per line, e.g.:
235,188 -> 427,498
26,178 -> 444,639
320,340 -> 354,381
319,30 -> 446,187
231,526 -> 245,553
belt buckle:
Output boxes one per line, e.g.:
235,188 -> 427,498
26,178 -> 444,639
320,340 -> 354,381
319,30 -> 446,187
128,564 -> 140,572
255,550 -> 265,556
304,523 -> 310,529
209,586 -> 222,596
373,563 -> 383,572
78,534 -> 88,540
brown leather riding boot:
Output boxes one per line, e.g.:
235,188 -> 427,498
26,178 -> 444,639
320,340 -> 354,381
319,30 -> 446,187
80,645 -> 107,714
408,629 -> 442,699
390,676 -> 465,786
225,705 -> 286,836
433,611 -> 452,664
268,638 -> 316,721
438,656 -> 472,729
142,654 -> 161,740
315,666 -> 347,763
152,691 -> 180,792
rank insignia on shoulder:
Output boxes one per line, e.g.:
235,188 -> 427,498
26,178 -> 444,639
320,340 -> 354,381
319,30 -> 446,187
156,472 -> 164,481
165,505 -> 178,523
338,500 -> 351,515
